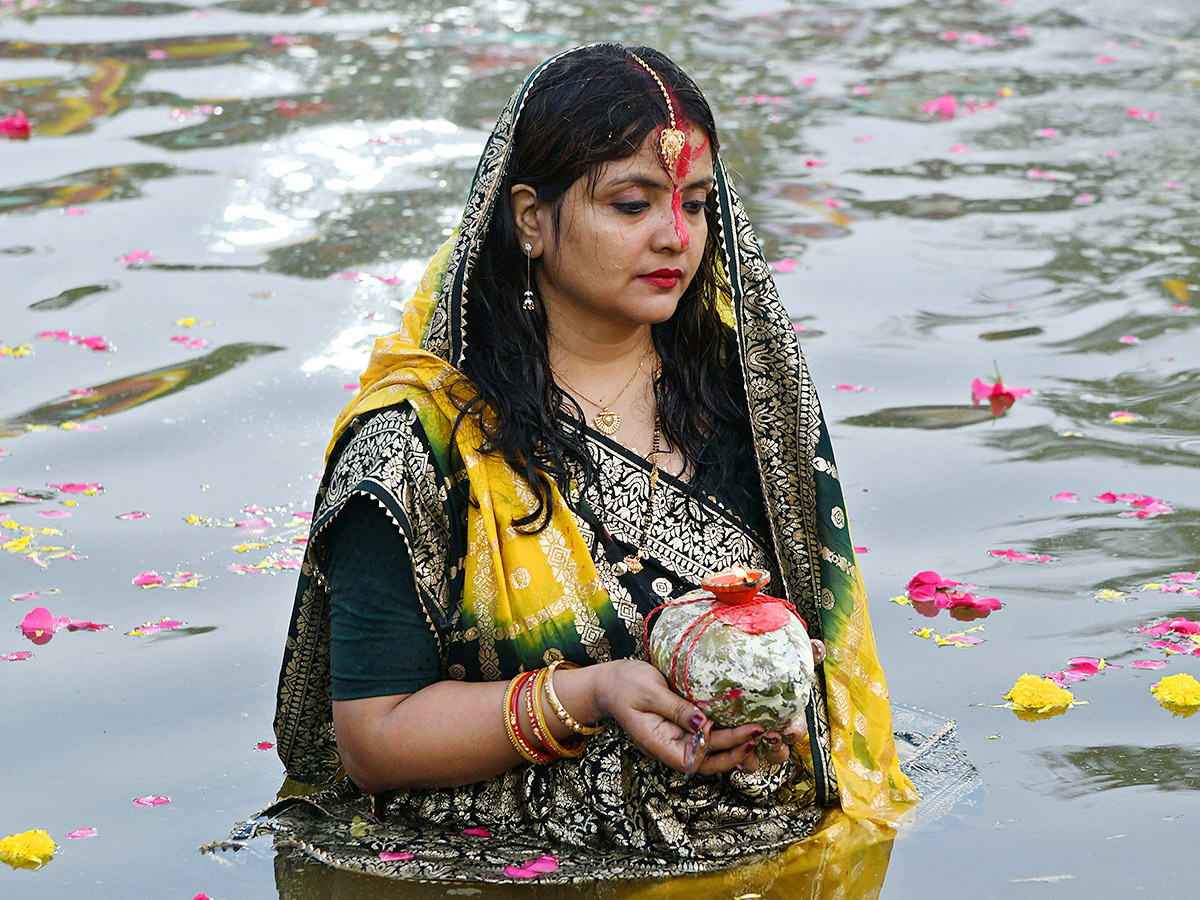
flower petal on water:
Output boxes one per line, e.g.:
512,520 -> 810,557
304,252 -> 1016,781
0,829 -> 55,869
132,796 -> 170,807
1005,673 -> 1076,714
66,827 -> 97,839
1151,673 -> 1200,715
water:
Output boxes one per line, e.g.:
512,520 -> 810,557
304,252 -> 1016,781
2,0 -> 1198,897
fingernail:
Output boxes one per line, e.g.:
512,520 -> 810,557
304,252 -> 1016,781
688,713 -> 705,731
750,727 -> 765,738
743,741 -> 757,753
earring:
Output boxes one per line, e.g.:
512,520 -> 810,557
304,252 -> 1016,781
522,243 -> 535,310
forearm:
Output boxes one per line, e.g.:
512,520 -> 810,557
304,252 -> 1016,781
332,666 -> 605,792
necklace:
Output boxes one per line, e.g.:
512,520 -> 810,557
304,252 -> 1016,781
551,352 -> 649,436
615,408 -> 660,575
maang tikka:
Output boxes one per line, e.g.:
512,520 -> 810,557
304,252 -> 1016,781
522,242 -> 535,310
629,53 -> 686,169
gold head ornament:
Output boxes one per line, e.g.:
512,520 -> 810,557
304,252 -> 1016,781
629,53 -> 687,169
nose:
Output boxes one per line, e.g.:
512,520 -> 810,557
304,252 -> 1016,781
654,194 -> 690,253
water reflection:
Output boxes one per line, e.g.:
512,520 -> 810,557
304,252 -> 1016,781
0,163 -> 184,214
0,342 -> 283,436
844,405 -> 997,430
1038,745 -> 1200,798
269,812 -> 894,900
28,282 -> 116,311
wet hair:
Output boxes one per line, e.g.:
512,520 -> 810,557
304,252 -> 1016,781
456,43 -> 748,532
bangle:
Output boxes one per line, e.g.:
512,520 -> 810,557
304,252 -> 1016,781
531,667 -> 587,758
544,659 -> 604,735
504,671 -> 554,764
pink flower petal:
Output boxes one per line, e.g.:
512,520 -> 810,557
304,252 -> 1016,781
804,158 -> 825,167
1147,640 -> 1188,653
379,851 -> 414,861
254,742 -> 275,750
770,258 -> 798,273
0,110 -> 32,140
1118,335 -> 1140,344
49,482 -> 102,494
503,866 -> 541,879
66,827 -> 97,839
133,795 -> 170,807
852,85 -> 872,95
1011,26 -> 1031,36
523,855 -> 560,873
37,510 -> 71,518
1132,659 -> 1167,669
133,571 -> 164,587
796,76 -> 819,86
1051,492 -> 1078,502
117,511 -> 150,520
921,94 -> 958,120
1035,127 -> 1059,137
120,250 -> 155,264
1095,55 -> 1115,64
461,828 -> 491,837
3,651 -> 33,661
950,143 -> 968,153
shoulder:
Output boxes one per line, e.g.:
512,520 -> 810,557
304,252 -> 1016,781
319,404 -> 453,522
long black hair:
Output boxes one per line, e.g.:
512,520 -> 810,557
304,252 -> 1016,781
455,43 -> 750,531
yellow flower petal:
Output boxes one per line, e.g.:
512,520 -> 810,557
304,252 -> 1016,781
0,829 -> 56,870
1005,673 -> 1076,714
1152,673 -> 1200,716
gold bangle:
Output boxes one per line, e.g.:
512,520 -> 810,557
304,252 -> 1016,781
504,671 -> 553,764
544,659 -> 603,735
532,667 -> 587,757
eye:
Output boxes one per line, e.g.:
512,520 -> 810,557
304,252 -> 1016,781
613,201 -> 650,215
682,199 -> 707,215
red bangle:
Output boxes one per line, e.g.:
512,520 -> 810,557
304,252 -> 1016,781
505,671 -> 554,764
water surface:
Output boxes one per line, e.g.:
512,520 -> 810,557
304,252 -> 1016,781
3,1 -> 1199,897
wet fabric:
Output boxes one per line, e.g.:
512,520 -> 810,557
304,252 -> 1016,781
262,42 -> 917,885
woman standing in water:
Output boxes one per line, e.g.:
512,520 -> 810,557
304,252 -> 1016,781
263,42 -> 915,884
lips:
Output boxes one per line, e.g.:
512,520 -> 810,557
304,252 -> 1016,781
638,268 -> 684,289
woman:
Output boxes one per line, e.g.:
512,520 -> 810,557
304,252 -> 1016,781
261,43 -> 916,885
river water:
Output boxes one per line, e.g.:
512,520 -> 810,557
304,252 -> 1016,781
2,1 -> 1198,897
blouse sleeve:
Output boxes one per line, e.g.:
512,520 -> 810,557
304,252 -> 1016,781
326,493 -> 441,700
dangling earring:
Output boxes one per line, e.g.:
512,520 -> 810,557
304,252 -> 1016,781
522,243 -> 536,310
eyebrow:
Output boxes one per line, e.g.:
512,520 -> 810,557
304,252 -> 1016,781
603,174 -> 716,192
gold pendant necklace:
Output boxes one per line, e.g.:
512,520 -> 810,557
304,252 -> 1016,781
551,352 -> 649,437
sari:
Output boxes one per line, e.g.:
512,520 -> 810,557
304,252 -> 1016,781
249,44 -> 919,889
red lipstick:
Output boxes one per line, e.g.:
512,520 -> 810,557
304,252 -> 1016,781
639,268 -> 684,289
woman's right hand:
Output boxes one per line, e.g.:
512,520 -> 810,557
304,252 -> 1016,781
587,659 -> 764,777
